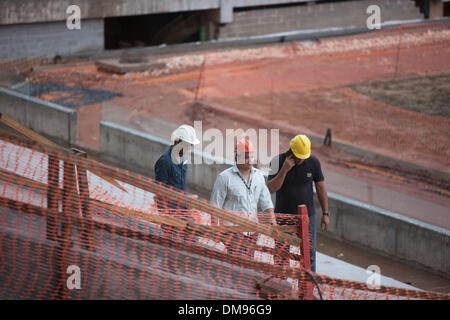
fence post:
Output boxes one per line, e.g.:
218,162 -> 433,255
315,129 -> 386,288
298,204 -> 313,300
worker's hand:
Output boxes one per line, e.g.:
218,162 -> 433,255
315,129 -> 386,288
321,214 -> 329,232
282,155 -> 295,173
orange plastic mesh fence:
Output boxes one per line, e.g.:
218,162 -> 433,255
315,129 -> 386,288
0,133 -> 448,300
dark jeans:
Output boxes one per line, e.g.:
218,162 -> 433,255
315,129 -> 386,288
308,214 -> 316,273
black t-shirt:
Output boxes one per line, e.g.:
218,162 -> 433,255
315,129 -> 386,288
268,152 -> 324,217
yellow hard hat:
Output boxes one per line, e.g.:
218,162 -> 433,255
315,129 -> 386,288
290,135 -> 311,159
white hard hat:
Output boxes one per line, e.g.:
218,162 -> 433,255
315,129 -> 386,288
171,124 -> 200,145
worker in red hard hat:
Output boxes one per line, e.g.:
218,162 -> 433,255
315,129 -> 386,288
210,138 -> 277,258
234,137 -> 257,169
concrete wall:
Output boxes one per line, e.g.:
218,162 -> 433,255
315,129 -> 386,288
0,87 -> 77,146
100,120 -> 449,278
306,133 -> 450,183
313,192 -> 449,278
0,19 -> 103,60
218,0 -> 423,39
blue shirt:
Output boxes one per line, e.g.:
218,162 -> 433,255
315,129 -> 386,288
154,146 -> 187,191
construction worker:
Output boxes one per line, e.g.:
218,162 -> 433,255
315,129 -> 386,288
267,134 -> 329,272
154,124 -> 200,208
210,138 -> 277,258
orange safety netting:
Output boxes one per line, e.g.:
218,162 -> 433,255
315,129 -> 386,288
0,132 -> 448,300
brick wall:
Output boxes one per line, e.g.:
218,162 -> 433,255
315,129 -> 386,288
218,0 -> 424,39
0,19 -> 103,60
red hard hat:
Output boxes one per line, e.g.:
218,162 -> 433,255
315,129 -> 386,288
235,138 -> 256,153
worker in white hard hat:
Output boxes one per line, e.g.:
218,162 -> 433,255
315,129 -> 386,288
154,124 -> 200,199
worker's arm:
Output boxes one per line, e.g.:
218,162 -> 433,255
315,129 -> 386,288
210,174 -> 228,226
154,158 -> 170,185
154,158 -> 171,209
315,180 -> 329,231
267,155 -> 295,193
264,208 -> 277,226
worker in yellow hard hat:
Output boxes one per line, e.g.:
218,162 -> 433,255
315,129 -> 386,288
267,134 -> 329,272
210,137 -> 277,257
